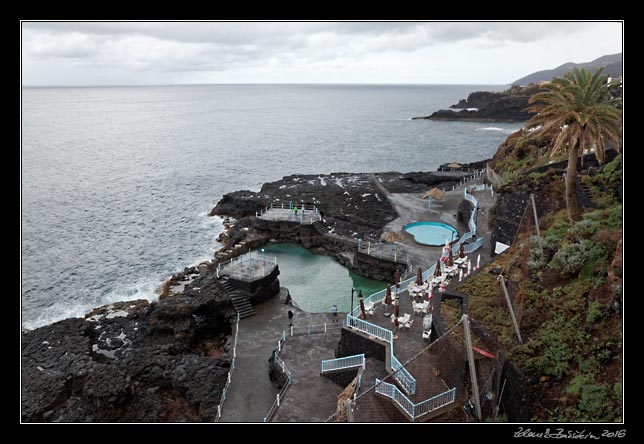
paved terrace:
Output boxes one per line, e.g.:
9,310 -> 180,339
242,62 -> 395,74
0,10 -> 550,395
220,288 -> 346,422
218,251 -> 278,281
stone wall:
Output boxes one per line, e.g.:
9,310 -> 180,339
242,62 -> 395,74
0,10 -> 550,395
335,328 -> 387,363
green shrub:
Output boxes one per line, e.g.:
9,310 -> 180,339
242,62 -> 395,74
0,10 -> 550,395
586,300 -> 603,324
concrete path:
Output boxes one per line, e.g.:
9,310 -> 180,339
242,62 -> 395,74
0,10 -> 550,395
220,288 -> 342,422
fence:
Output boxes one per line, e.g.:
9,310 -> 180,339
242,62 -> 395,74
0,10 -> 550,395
346,314 -> 416,395
321,353 -> 365,374
264,319 -> 347,422
214,313 -> 240,422
357,239 -> 407,264
264,350 -> 293,423
375,379 -> 456,421
218,250 -> 278,282
256,201 -> 322,224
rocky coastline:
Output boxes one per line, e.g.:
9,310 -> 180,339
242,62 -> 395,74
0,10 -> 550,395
412,85 -> 542,123
21,159 -> 489,422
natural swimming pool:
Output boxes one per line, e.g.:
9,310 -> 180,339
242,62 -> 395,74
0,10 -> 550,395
261,243 -> 387,313
404,221 -> 459,246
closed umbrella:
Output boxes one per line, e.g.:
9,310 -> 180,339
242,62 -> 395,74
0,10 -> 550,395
467,260 -> 472,275
444,239 -> 450,256
416,267 -> 423,286
385,284 -> 392,305
433,259 -> 442,278
394,268 -> 401,285
459,242 -> 465,259
459,268 -> 463,282
394,298 -> 400,319
477,254 -> 481,270
447,248 -> 454,267
359,291 -> 366,319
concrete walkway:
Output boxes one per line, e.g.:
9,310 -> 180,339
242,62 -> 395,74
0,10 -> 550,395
220,288 -> 342,422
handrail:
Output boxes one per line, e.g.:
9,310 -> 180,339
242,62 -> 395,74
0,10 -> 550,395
346,314 -> 416,395
321,353 -> 365,373
375,379 -> 456,421
214,313 -> 241,422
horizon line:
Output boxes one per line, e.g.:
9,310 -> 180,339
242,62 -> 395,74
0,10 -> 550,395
21,81 -> 512,88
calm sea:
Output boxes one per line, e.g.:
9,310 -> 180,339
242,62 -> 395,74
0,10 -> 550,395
21,84 -> 520,329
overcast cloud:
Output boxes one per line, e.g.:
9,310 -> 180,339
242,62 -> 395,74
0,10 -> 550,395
21,21 -> 623,86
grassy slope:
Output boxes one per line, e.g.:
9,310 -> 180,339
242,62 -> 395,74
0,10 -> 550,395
458,149 -> 623,421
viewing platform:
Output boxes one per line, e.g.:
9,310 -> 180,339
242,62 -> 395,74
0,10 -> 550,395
257,203 -> 322,225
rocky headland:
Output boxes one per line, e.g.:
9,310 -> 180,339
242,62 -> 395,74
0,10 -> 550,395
21,264 -> 240,422
412,84 -> 543,122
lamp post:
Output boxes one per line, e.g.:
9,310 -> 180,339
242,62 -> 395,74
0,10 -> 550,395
261,248 -> 266,276
351,288 -> 355,315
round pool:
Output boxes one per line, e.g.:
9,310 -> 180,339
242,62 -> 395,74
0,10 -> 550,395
404,221 -> 459,246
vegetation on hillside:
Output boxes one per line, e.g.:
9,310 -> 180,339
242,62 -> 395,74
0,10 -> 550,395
525,68 -> 622,223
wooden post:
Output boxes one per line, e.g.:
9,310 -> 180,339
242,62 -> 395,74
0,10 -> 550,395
530,194 -> 543,253
462,314 -> 482,421
499,275 -> 523,343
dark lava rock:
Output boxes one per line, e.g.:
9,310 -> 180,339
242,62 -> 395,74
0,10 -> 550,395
211,171 -> 465,240
22,277 -> 235,422
412,85 -> 544,123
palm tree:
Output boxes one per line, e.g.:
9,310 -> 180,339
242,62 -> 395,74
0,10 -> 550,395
526,68 -> 622,223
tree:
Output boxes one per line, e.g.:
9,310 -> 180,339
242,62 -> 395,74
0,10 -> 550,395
525,68 -> 622,223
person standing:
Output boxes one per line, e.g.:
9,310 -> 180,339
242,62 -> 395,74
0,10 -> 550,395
331,304 -> 338,322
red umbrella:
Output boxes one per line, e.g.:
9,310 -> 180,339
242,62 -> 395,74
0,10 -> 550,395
416,268 -> 423,286
433,258 -> 442,277
385,284 -> 392,305
394,299 -> 400,319
359,296 -> 367,319
447,248 -> 454,267
459,242 -> 465,259
394,268 -> 401,285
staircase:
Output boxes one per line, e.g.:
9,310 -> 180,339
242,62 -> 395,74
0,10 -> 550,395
576,176 -> 596,209
312,221 -> 330,236
220,277 -> 256,319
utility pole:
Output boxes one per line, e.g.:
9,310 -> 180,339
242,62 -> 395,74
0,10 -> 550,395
462,314 -> 482,421
498,275 -> 523,343
530,194 -> 543,253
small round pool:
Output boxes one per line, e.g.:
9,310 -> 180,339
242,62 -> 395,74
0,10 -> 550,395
404,221 -> 459,246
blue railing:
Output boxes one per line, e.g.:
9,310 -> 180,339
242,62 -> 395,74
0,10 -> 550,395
375,379 -> 456,421
346,314 -> 416,395
321,353 -> 365,374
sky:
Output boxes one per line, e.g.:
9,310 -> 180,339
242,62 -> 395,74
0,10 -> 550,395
21,21 -> 623,86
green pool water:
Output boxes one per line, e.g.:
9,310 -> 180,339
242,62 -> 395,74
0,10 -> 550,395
261,243 -> 387,314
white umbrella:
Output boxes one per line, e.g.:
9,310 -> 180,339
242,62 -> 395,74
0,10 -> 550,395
459,268 -> 463,282
467,260 -> 472,275
476,254 -> 481,270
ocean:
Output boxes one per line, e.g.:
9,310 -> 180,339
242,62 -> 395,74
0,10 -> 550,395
21,84 -> 521,329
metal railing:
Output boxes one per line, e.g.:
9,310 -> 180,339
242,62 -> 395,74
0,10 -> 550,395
321,353 -> 365,374
256,201 -> 322,224
218,250 -> 278,281
346,314 -> 416,395
375,379 -> 456,421
264,338 -> 293,423
214,313 -> 240,422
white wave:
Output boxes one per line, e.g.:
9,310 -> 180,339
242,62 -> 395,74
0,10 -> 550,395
476,127 -> 505,132
22,281 -> 161,331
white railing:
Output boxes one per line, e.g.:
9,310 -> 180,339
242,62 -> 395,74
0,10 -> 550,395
346,314 -> 416,395
347,315 -> 393,343
414,387 -> 457,418
264,339 -> 293,423
214,313 -> 241,422
256,202 -> 322,224
218,250 -> 278,281
375,379 -> 415,419
391,355 -> 417,395
321,353 -> 365,374
287,319 -> 347,337
375,379 -> 456,421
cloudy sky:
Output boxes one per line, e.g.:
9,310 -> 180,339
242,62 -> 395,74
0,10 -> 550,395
21,21 -> 622,86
